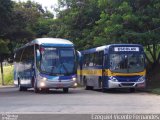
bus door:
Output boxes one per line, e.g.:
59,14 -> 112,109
102,53 -> 108,88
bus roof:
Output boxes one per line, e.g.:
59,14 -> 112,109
15,38 -> 74,52
81,44 -> 143,54
31,38 -> 73,45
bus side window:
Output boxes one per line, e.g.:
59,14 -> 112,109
99,51 -> 103,66
89,53 -> 94,67
21,48 -> 26,63
14,50 -> 22,62
21,46 -> 34,63
94,52 -> 99,66
84,54 -> 90,67
104,54 -> 108,67
83,54 -> 87,67
95,51 -> 103,66
28,46 -> 34,62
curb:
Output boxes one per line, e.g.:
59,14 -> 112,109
0,85 -> 15,88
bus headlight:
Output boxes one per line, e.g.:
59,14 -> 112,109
42,77 -> 47,81
39,75 -> 47,81
40,82 -> 45,87
138,76 -> 145,82
109,76 -> 118,82
72,77 -> 76,81
74,83 -> 78,87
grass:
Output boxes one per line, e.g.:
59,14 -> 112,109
150,88 -> 160,95
0,65 -> 14,86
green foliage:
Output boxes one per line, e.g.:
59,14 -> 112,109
9,1 -> 53,44
0,40 -> 10,55
32,18 -> 54,37
0,65 -> 13,85
0,0 -> 13,36
50,0 -> 101,50
151,88 -> 160,95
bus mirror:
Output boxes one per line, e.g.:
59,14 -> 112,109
36,50 -> 41,61
76,51 -> 81,62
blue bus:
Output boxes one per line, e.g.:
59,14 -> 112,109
77,44 -> 146,92
14,38 -> 78,93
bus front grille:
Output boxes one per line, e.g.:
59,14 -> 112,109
121,83 -> 135,86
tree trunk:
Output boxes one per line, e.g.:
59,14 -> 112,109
0,61 -> 4,86
147,45 -> 154,61
144,53 -> 152,64
153,43 -> 157,63
157,52 -> 160,63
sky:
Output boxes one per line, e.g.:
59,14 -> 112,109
13,0 -> 58,12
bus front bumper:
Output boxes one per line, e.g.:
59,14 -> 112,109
108,80 -> 145,88
37,80 -> 77,89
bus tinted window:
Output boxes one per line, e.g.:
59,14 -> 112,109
89,53 -> 94,67
40,47 -> 75,75
21,46 -> 34,62
14,50 -> 23,62
82,51 -> 103,67
94,51 -> 103,66
83,54 -> 90,67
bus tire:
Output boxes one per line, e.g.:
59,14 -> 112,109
129,88 -> 135,93
34,80 -> 40,93
41,88 -> 49,93
31,77 -> 35,88
102,88 -> 106,93
85,85 -> 93,90
83,77 -> 92,90
18,79 -> 27,91
19,85 -> 27,91
34,87 -> 40,93
83,77 -> 87,87
63,88 -> 69,93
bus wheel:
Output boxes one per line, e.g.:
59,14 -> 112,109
18,80 -> 27,91
19,85 -> 27,91
41,88 -> 49,93
83,77 -> 93,90
129,88 -> 135,93
34,81 -> 40,93
102,88 -> 106,93
85,86 -> 93,90
63,88 -> 69,93
34,86 -> 40,93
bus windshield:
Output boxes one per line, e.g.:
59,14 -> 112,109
40,47 -> 75,75
110,53 -> 145,73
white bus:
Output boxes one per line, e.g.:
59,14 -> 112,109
14,38 -> 78,93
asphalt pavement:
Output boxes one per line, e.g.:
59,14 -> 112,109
0,86 -> 160,120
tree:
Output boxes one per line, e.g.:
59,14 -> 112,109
6,1 -> 54,50
49,0 -> 101,50
0,0 -> 13,85
0,0 -> 13,37
0,40 -> 10,85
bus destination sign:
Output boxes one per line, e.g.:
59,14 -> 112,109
114,47 -> 139,52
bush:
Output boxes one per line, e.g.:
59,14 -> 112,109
0,65 -> 13,85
